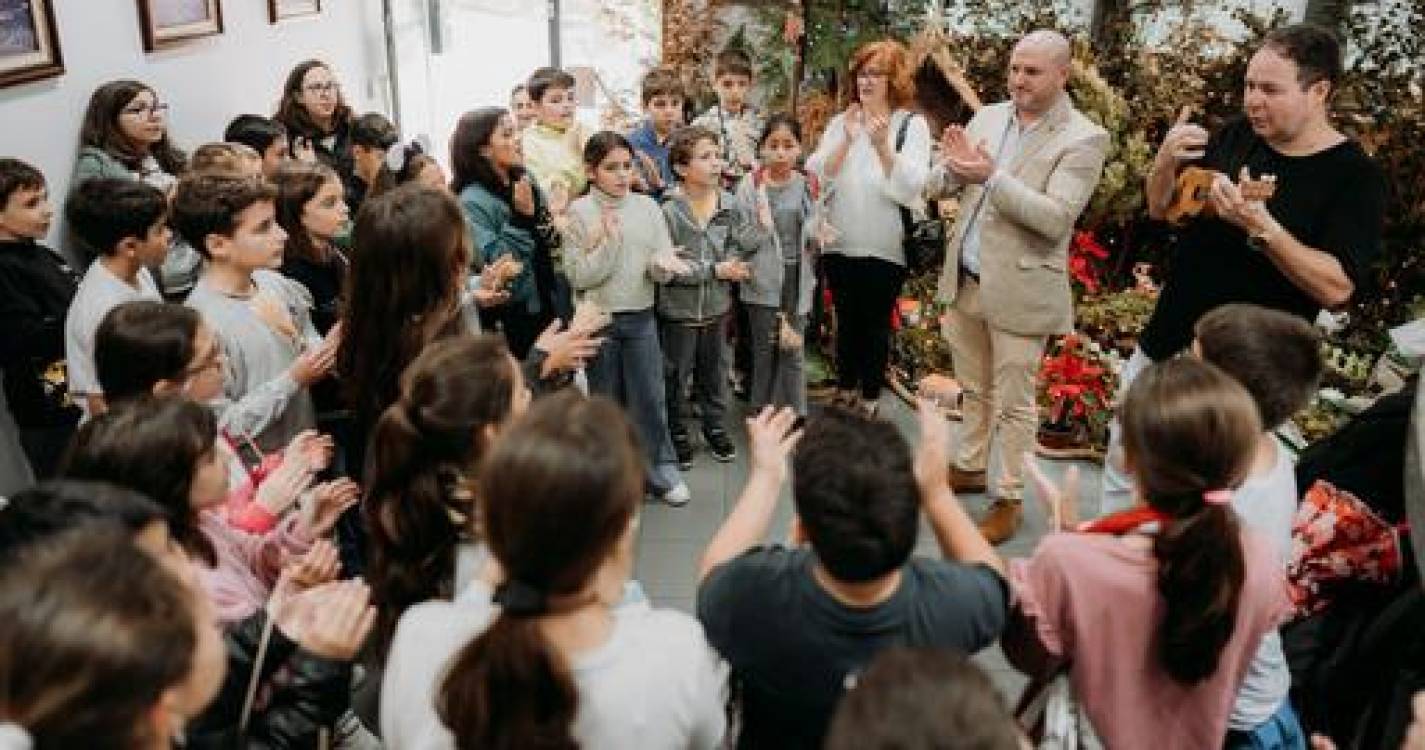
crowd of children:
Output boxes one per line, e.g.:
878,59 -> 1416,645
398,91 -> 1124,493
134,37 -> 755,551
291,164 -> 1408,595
0,37 -> 1420,750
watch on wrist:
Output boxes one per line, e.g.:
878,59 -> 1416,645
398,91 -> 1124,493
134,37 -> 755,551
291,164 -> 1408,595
1248,219 -> 1281,252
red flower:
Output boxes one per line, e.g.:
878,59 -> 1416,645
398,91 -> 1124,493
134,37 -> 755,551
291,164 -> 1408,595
1068,230 -> 1110,294
1038,334 -> 1111,425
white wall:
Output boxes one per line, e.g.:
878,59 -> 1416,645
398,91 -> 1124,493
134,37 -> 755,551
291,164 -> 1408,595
0,0 -> 387,249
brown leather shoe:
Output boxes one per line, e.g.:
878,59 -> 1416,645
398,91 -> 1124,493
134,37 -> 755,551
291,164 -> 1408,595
948,466 -> 988,494
977,498 -> 1023,546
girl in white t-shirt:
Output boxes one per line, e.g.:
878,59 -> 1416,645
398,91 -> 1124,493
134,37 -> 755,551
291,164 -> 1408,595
382,392 -> 727,749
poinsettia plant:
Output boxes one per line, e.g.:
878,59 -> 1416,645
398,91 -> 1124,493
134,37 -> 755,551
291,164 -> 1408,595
1068,229 -> 1110,296
1038,333 -> 1117,444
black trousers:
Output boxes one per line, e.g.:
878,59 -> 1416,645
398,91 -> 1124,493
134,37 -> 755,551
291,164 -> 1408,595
823,254 -> 907,401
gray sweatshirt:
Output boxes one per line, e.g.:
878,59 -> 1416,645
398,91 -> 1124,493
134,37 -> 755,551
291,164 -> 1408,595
657,190 -> 765,324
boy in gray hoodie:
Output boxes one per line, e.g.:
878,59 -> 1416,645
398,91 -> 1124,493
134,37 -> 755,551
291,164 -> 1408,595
660,125 -> 764,466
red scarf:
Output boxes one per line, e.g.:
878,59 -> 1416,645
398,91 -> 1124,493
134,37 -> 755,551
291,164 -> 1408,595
1077,507 -> 1169,536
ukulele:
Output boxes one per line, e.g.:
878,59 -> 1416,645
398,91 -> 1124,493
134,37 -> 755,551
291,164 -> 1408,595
1165,166 -> 1278,225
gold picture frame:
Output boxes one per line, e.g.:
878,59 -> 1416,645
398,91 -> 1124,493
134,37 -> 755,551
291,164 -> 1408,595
136,0 -> 224,52
0,0 -> 64,88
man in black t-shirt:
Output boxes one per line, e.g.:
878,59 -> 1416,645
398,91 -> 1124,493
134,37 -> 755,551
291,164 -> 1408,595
696,405 -> 1007,749
1102,23 -> 1385,512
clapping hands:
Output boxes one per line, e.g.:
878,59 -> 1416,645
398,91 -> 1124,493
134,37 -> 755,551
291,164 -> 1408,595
940,125 -> 995,184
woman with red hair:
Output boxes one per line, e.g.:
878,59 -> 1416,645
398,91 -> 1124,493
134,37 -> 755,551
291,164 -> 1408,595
807,40 -> 931,415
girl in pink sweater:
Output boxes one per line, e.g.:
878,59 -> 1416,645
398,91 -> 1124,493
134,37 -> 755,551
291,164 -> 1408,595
1006,359 -> 1293,749
61,396 -> 355,623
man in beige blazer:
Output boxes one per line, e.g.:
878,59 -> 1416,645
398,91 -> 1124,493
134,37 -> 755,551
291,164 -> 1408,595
926,30 -> 1108,543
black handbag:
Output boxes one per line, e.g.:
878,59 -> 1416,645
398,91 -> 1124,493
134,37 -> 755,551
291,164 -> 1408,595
894,113 -> 946,274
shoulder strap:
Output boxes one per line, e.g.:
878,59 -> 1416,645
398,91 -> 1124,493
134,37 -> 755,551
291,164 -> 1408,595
894,112 -> 914,152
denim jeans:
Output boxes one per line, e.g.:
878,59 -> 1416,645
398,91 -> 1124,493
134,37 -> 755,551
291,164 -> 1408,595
1224,700 -> 1307,750
586,309 -> 683,493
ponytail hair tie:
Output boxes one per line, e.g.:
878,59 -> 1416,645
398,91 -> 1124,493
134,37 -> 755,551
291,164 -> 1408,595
1202,489 -> 1233,506
493,579 -> 548,617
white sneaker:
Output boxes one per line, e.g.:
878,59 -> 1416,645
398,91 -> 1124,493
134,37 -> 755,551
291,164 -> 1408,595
658,481 -> 691,507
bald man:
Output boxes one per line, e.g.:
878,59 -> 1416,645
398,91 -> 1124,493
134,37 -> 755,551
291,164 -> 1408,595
925,30 -> 1108,544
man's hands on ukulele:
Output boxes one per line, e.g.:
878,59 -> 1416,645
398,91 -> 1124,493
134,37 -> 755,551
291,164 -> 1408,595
1209,166 -> 1281,239
939,125 -> 995,184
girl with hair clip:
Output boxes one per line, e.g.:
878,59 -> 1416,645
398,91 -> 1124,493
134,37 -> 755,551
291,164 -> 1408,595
1005,358 -> 1294,750
450,107 -> 572,358
564,130 -> 691,506
275,60 -> 356,195
0,531 -> 227,750
380,392 -> 726,749
370,136 -> 447,199
737,113 -> 829,416
74,79 -> 199,300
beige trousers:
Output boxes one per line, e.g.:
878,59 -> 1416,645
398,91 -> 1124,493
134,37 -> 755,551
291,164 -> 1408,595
944,277 -> 1048,500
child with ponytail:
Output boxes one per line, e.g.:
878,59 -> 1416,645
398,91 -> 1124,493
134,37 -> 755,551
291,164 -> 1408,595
381,392 -> 726,749
362,334 -> 528,661
1005,358 -> 1292,749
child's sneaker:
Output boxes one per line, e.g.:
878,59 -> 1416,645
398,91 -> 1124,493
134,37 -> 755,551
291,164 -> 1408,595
658,481 -> 692,507
672,429 -> 695,470
704,428 -> 737,463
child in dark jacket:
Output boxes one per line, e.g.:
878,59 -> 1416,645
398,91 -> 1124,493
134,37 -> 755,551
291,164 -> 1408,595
659,126 -> 763,467
0,158 -> 80,478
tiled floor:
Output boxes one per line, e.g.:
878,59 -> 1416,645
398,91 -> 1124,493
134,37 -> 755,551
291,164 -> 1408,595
633,392 -> 1103,703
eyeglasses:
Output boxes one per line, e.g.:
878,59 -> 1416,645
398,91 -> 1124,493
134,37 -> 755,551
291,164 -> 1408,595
303,82 -> 341,95
121,102 -> 170,117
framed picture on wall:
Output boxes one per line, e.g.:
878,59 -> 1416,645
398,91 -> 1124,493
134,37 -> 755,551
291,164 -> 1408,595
136,0 -> 223,52
268,0 -> 320,23
0,0 -> 64,88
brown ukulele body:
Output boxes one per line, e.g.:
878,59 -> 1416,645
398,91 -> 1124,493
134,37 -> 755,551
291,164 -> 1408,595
1165,166 -> 1277,225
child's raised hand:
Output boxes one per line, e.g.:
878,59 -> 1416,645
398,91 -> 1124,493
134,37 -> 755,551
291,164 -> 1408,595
715,259 -> 751,282
912,398 -> 952,494
755,186 -> 774,229
649,248 -> 692,277
534,320 -> 604,376
255,452 -> 316,516
303,478 -> 360,537
600,207 -> 623,246
276,579 -> 376,661
512,176 -> 537,217
548,181 -> 571,216
637,152 -> 664,190
745,406 -> 802,481
1024,453 -> 1080,532
287,539 -> 341,589
284,430 -> 334,473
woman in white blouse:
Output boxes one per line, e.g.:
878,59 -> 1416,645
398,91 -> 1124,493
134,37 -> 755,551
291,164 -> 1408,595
807,39 -> 931,415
